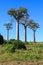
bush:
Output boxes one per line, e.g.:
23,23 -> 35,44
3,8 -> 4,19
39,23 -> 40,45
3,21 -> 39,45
3,39 -> 7,44
13,40 -> 26,50
3,44 -> 15,53
0,34 -> 4,45
8,39 -> 15,44
3,40 -> 26,53
10,39 -> 15,42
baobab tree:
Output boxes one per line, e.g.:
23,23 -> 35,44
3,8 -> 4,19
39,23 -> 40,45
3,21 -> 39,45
28,20 -> 39,43
19,14 -> 29,42
4,22 -> 12,41
8,7 -> 27,40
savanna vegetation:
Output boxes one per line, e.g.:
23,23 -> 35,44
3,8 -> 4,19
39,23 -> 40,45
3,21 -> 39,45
0,7 -> 43,65
0,39 -> 43,65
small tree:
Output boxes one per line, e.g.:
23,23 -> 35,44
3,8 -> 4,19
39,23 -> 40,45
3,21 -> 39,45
4,23 -> 12,41
28,20 -> 39,43
0,34 -> 4,44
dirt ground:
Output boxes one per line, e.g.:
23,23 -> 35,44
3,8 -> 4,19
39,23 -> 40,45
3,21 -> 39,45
0,61 -> 43,65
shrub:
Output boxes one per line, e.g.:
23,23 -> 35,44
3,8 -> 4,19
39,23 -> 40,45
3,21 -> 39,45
4,44 -> 15,53
10,39 -> 15,42
0,34 -> 4,45
3,40 -> 26,53
13,40 -> 26,50
3,39 -> 7,44
8,39 -> 15,44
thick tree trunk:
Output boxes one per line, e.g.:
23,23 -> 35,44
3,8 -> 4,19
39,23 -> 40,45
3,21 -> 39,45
24,26 -> 27,42
33,30 -> 36,43
16,21 -> 19,40
7,29 -> 9,41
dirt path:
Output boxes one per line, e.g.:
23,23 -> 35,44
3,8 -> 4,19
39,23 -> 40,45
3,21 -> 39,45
0,61 -> 43,65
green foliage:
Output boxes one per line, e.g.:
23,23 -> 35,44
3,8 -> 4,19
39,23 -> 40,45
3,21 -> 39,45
28,20 -> 39,31
0,42 -> 43,62
3,44 -> 15,53
8,7 -> 28,20
1,40 -> 26,54
3,39 -> 7,44
13,40 -> 26,49
8,39 -> 15,44
0,34 -> 4,45
8,40 -> 26,50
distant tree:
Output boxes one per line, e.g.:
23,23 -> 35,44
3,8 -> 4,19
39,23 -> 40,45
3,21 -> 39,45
8,7 -> 27,40
28,20 -> 39,43
0,34 -> 4,44
4,23 -> 12,41
19,14 -> 29,42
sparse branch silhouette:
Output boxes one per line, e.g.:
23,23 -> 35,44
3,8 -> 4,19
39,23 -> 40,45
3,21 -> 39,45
4,22 -> 12,41
28,20 -> 39,42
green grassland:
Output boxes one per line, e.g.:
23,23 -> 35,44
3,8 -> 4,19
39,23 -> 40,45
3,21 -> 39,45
0,41 -> 43,65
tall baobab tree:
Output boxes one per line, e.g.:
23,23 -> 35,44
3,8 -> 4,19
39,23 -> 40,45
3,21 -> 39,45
28,20 -> 39,43
8,7 -> 27,40
4,22 -> 12,41
19,14 -> 29,42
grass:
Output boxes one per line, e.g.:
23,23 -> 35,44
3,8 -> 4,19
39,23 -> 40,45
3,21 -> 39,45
0,42 -> 43,64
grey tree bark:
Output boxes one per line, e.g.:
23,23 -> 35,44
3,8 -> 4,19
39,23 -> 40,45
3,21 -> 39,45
33,30 -> 36,43
16,21 -> 19,40
24,26 -> 27,42
7,29 -> 9,41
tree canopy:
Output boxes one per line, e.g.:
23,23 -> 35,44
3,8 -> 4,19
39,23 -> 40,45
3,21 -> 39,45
8,7 -> 28,20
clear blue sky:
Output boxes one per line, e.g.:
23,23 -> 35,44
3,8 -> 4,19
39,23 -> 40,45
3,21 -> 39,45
0,0 -> 43,42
